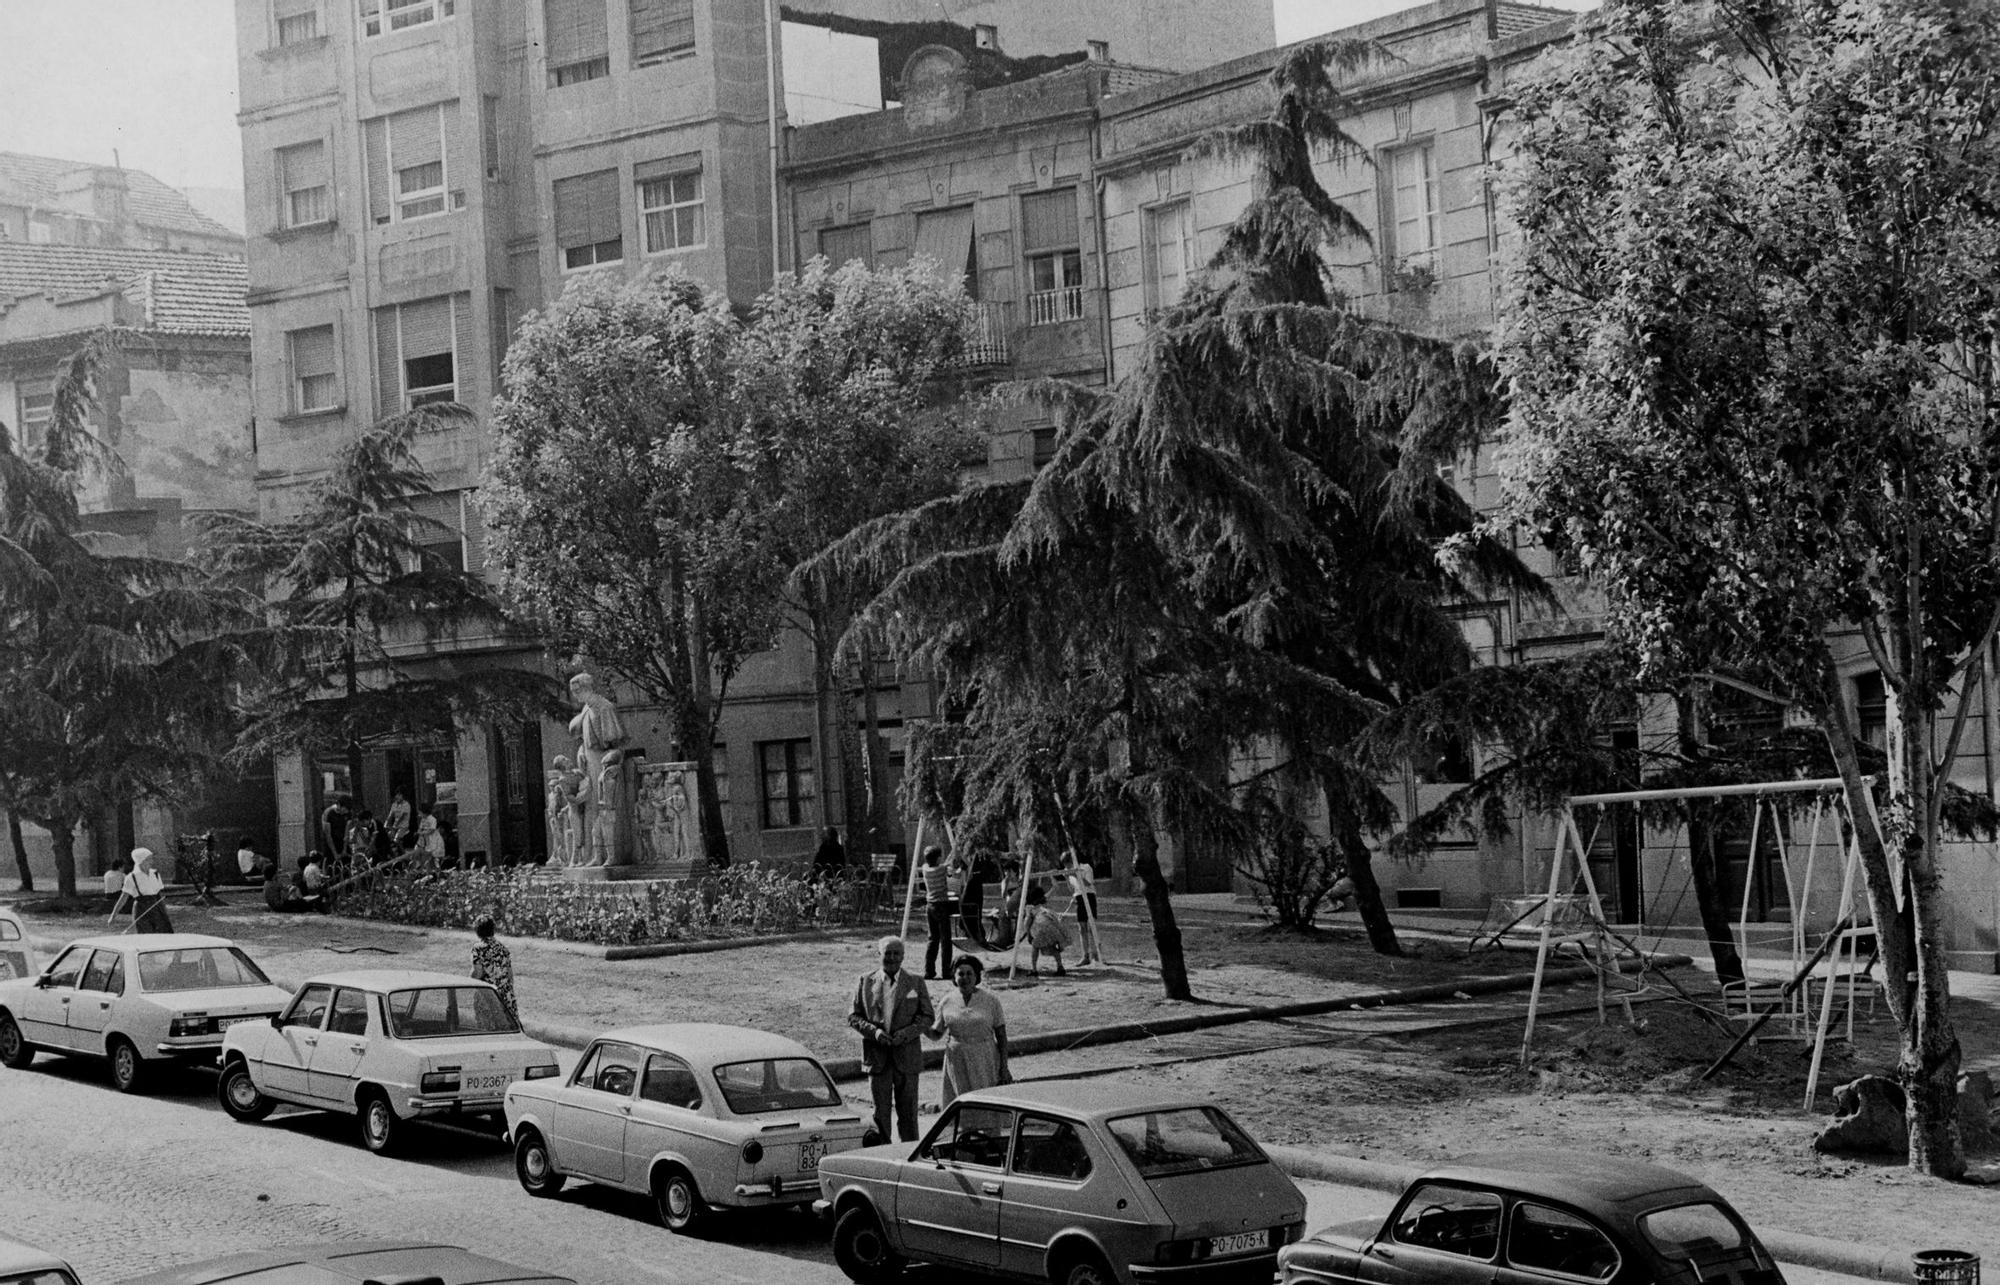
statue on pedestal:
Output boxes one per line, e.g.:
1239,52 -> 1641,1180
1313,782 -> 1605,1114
635,759 -> 702,872
545,755 -> 588,866
568,672 -> 633,867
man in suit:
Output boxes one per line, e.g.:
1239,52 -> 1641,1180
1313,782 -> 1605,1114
848,936 -> 934,1142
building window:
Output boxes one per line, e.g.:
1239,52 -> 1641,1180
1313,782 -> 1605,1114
1030,425 -> 1058,469
365,103 -> 454,225
276,0 -> 320,44
818,222 -> 872,268
1855,672 -> 1888,751
554,169 -> 623,269
278,140 -> 330,229
637,163 -> 702,254
913,205 -> 977,297
406,491 -> 466,571
631,0 -> 694,65
1142,199 -> 1193,312
1385,141 -> 1439,273
288,325 -> 339,413
758,739 -> 815,829
1022,188 -> 1084,325
546,0 -> 610,86
361,0 -> 453,38
375,294 -> 470,415
15,378 -> 53,452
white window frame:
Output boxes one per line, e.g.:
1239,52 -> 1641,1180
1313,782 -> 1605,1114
392,299 -> 460,409
638,170 -> 704,256
362,0 -> 454,38
279,141 -> 331,230
288,326 -> 340,413
396,159 -> 446,222
17,379 -> 53,451
1142,198 -> 1193,313
1386,140 -> 1440,273
277,9 -> 320,44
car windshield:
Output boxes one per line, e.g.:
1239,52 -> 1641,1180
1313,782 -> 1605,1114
1107,1106 -> 1265,1178
137,947 -> 271,992
384,985 -> 520,1038
711,1057 -> 841,1114
1639,1203 -> 1750,1262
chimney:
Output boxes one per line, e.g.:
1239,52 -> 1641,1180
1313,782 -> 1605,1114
1087,39 -> 1109,62
974,23 -> 998,50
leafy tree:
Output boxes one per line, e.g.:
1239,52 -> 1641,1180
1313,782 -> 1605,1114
816,40 -> 1538,993
0,332 -> 253,900
1500,0 -> 2000,1175
200,409 -> 554,800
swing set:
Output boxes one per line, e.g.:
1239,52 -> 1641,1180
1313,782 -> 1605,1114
1518,777 -> 1881,1109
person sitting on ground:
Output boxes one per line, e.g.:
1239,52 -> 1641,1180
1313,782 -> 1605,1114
296,853 -> 329,914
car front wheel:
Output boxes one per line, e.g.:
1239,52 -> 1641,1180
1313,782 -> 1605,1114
833,1205 -> 904,1284
0,1014 -> 33,1069
515,1128 -> 565,1198
359,1091 -> 403,1155
655,1167 -> 708,1233
218,1060 -> 276,1121
108,1037 -> 146,1094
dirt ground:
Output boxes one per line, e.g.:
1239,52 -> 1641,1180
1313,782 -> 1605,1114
15,892 -> 2000,1260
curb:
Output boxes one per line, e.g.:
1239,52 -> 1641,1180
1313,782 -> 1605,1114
603,927 -> 878,961
816,954 -> 1691,1082
1262,1146 -> 1916,1283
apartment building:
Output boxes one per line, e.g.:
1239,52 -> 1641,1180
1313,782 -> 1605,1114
233,0 -> 1271,869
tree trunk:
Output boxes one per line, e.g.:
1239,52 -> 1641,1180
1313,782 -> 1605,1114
674,563 -> 731,869
859,656 -> 891,850
6,810 -> 33,893
46,815 -> 79,902
1336,811 -> 1402,956
1126,805 -> 1192,1000
1676,686 -> 1744,986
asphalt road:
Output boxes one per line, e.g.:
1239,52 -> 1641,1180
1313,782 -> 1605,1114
0,1048 -> 1389,1285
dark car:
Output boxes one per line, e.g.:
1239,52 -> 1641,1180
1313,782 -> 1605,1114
1278,1150 -> 1786,1285
114,1241 -> 575,1285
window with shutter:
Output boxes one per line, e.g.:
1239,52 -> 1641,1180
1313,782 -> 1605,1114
361,0 -> 453,38
546,0 -> 610,85
818,222 -> 872,268
16,378 -> 53,453
275,0 -> 319,45
398,297 -> 456,406
555,169 -> 623,268
406,492 -> 465,571
636,159 -> 702,254
388,104 -> 447,221
630,0 -> 694,65
1142,199 -> 1193,312
278,140 -> 330,229
1385,142 -> 1439,272
913,206 -> 976,295
288,325 -> 339,412
1021,189 -> 1083,325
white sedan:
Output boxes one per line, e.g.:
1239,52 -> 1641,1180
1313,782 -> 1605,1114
505,1023 -> 869,1232
220,968 -> 560,1155
0,933 -> 291,1093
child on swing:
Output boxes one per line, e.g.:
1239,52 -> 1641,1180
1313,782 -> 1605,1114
1022,883 -> 1070,977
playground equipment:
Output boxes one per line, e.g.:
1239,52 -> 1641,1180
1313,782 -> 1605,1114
1518,778 -> 1879,1110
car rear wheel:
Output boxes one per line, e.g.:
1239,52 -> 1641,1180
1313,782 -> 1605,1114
108,1037 -> 145,1094
359,1091 -> 403,1155
514,1128 -> 565,1198
833,1205 -> 904,1284
655,1167 -> 708,1233
218,1060 -> 275,1122
1053,1249 -> 1117,1285
0,1014 -> 34,1069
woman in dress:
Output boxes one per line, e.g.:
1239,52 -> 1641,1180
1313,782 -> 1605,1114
469,915 -> 518,1023
416,806 -> 447,868
927,956 -> 1007,1107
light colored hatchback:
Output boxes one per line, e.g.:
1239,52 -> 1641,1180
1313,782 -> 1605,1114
219,968 -> 558,1155
505,1022 -> 869,1232
0,932 -> 291,1093
0,904 -> 36,983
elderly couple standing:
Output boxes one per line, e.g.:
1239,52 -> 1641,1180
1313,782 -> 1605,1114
848,936 -> 1010,1142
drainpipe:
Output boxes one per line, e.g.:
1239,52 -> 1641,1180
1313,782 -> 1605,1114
766,0 -> 785,283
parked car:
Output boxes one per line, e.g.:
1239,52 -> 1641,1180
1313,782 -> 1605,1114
0,933 -> 291,1093
114,1239 -> 576,1284
1277,1149 -> 1787,1285
505,1022 -> 868,1231
218,969 -> 559,1155
815,1081 -> 1306,1285
0,906 -> 35,983
0,1230 -> 81,1285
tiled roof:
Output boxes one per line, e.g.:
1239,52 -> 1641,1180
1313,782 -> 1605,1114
0,152 -> 239,242
0,243 -> 248,337
1493,2 -> 1573,37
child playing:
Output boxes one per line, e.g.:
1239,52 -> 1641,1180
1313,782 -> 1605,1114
1023,883 -> 1070,976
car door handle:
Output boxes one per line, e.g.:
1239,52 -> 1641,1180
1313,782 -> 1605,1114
981,1181 -> 1002,1195
348,1044 -> 366,1054
59,997 -> 70,1004
620,1104 -> 633,1115
98,1001 -> 110,1009
301,1035 -> 318,1045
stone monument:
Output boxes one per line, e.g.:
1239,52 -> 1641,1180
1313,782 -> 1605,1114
635,759 -> 703,877
565,673 -> 635,873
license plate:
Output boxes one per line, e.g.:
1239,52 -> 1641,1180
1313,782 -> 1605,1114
1209,1230 -> 1270,1257
216,1016 -> 257,1030
798,1140 -> 825,1171
464,1073 -> 509,1093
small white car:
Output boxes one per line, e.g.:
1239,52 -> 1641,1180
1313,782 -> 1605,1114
0,932 -> 290,1093
504,1022 -> 869,1231
220,968 -> 559,1155
0,904 -> 35,982
0,1230 -> 82,1285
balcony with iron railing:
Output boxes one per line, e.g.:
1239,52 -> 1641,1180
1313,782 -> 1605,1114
1026,286 -> 1086,327
957,300 -> 1012,368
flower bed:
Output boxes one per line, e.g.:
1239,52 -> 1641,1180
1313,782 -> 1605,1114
345,864 -> 877,946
